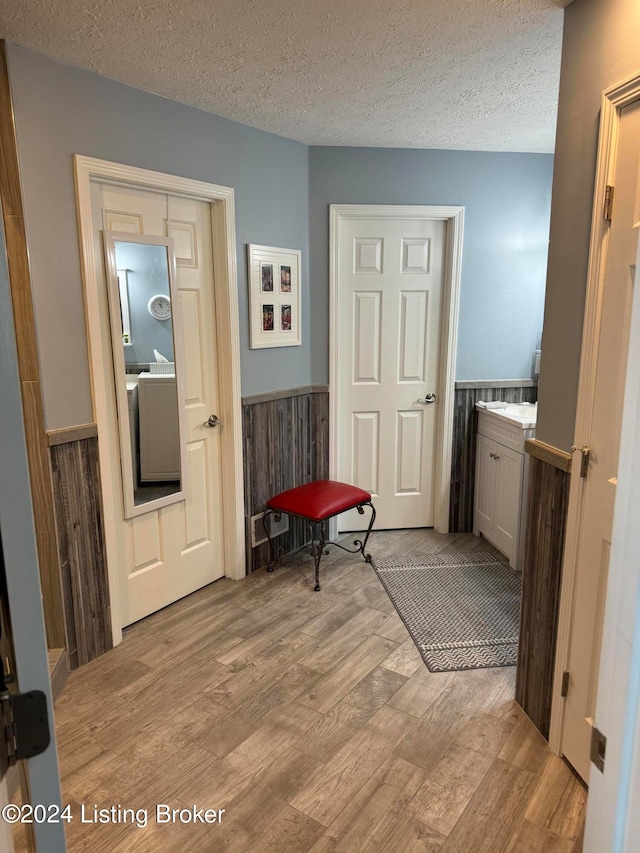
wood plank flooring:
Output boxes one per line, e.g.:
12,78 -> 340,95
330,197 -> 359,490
44,530 -> 586,852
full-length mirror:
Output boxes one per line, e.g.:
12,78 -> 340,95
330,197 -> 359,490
103,232 -> 187,518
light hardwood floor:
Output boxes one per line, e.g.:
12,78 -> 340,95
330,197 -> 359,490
45,530 -> 586,852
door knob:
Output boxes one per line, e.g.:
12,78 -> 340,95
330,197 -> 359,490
204,414 -> 220,428
418,393 -> 437,404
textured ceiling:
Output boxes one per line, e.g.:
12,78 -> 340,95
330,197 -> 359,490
0,0 -> 570,152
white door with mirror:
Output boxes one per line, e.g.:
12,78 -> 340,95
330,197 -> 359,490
93,183 -> 225,625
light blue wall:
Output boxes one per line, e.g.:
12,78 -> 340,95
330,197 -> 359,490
7,45 -> 310,429
8,45 -> 553,427
308,147 -> 553,383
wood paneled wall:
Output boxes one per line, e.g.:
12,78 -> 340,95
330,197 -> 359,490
449,382 -> 538,533
243,386 -> 329,575
50,435 -> 112,669
516,450 -> 571,738
0,42 -> 66,649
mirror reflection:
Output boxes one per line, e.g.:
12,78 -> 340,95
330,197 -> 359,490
104,233 -> 186,517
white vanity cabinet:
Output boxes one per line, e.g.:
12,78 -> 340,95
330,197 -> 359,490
137,373 -> 180,481
473,406 -> 536,570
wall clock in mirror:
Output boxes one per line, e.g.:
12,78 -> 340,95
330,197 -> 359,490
148,293 -> 171,320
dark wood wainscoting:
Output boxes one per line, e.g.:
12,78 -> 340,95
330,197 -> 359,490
516,444 -> 571,738
449,381 -> 538,533
49,431 -> 112,669
243,386 -> 329,575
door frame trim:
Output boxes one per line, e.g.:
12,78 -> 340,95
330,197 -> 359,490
74,155 -> 245,644
329,204 -> 464,533
0,202 -> 66,850
549,71 -> 640,754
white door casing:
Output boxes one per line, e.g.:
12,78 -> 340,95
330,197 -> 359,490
550,80 -> 640,780
330,205 -> 464,534
75,156 -> 244,642
0,205 -> 64,851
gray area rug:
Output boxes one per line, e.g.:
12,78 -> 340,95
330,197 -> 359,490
371,552 -> 521,672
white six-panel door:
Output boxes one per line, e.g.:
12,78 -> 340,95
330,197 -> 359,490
559,99 -> 640,782
95,183 -> 224,625
336,214 -> 446,530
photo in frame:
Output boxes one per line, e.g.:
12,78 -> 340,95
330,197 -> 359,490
261,263 -> 274,292
281,304 -> 292,331
280,265 -> 291,292
262,304 -> 275,331
248,244 -> 301,348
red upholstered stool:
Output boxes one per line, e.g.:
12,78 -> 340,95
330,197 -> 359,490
263,480 -> 376,591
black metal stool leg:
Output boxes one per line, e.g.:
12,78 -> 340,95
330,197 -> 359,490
312,520 -> 327,591
357,501 -> 376,562
331,500 -> 377,562
263,509 -> 282,572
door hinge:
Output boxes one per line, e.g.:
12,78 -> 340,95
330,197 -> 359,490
572,445 -> 590,478
1,689 -> 50,766
590,724 -> 607,773
561,671 -> 570,697
580,448 -> 590,478
603,184 -> 614,220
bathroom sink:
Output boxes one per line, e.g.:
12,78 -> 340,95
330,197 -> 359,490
476,403 -> 537,429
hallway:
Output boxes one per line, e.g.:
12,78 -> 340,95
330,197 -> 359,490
42,530 -> 586,851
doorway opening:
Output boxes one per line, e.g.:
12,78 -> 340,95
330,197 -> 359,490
550,72 -> 640,787
329,204 -> 464,536
75,157 -> 245,646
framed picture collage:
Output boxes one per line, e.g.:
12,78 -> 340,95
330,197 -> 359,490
247,244 -> 301,348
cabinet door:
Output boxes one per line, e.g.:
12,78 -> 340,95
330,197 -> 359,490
474,433 -> 496,532
138,375 -> 181,481
494,444 -> 524,551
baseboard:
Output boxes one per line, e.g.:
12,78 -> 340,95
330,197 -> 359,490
48,647 -> 69,702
